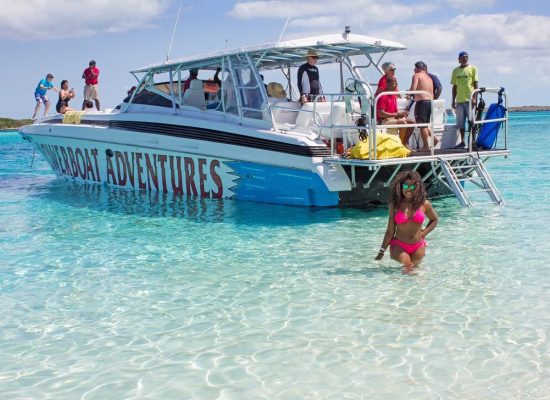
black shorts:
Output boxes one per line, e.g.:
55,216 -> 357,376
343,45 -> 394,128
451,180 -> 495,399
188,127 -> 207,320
414,100 -> 432,123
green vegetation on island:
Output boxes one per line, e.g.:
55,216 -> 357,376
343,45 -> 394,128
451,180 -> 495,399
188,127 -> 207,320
507,106 -> 550,112
0,118 -> 32,130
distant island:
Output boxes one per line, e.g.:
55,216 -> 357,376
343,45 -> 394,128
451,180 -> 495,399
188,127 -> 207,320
2,105 -> 550,130
0,118 -> 32,130
507,106 -> 550,112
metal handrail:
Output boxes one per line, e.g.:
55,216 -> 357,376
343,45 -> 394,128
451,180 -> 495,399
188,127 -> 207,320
372,90 -> 435,159
468,87 -> 508,151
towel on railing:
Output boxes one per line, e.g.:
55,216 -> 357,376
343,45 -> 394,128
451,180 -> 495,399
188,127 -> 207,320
62,111 -> 85,124
348,132 -> 411,159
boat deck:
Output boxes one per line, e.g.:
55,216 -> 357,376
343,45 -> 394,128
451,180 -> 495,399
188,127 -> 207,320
324,147 -> 510,167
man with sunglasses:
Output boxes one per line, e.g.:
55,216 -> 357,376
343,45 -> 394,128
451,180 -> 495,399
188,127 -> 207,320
450,51 -> 478,148
375,62 -> 398,97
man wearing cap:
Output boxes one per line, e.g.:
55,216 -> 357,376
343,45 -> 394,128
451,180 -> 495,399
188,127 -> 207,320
297,49 -> 323,104
377,76 -> 409,145
32,73 -> 59,119
82,60 -> 100,111
375,62 -> 398,96
451,51 -> 478,148
183,69 -> 199,94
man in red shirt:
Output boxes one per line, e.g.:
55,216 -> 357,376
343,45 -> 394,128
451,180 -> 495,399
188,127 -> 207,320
375,62 -> 398,97
377,76 -> 409,147
82,60 -> 100,111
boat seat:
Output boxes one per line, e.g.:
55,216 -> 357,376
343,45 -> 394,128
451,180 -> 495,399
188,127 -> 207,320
295,101 -> 350,139
268,100 -> 302,124
182,79 -> 206,109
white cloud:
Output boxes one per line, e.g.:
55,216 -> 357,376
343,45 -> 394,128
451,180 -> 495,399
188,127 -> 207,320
446,0 -> 496,9
0,0 -> 171,40
288,16 -> 343,30
229,0 -> 438,25
374,12 -> 550,54
495,66 -> 516,74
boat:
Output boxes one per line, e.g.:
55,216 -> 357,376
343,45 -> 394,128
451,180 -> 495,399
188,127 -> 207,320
19,30 -> 510,208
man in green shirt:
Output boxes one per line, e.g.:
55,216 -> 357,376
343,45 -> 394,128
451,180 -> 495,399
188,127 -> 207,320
450,51 -> 478,148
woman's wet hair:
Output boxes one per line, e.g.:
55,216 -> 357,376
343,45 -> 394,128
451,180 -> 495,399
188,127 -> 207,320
389,170 -> 427,210
60,80 -> 68,88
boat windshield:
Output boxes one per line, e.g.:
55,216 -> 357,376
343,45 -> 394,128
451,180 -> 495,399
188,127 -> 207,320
124,54 -> 267,121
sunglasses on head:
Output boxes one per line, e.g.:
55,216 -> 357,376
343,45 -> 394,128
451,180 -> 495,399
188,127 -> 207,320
402,183 -> 416,190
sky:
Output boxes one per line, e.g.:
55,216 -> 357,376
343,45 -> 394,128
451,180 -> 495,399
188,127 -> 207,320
1,0 -> 549,119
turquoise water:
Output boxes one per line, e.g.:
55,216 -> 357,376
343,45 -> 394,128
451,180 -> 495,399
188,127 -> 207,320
1,114 -> 549,399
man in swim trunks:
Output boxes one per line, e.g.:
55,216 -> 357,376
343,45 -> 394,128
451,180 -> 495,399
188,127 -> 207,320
451,51 -> 478,148
408,61 -> 436,150
32,73 -> 58,119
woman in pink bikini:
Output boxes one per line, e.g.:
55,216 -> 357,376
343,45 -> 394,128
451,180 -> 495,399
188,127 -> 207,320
375,170 -> 438,271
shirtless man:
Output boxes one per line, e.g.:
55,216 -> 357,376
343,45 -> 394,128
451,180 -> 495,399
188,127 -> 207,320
407,61 -> 436,150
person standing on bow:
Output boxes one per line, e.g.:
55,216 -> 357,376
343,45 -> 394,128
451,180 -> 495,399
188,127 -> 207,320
297,49 -> 323,104
451,51 -> 478,148
82,60 -> 100,111
375,170 -> 438,272
32,73 -> 59,119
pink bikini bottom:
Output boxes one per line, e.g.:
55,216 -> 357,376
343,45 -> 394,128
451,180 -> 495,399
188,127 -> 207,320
390,238 -> 426,255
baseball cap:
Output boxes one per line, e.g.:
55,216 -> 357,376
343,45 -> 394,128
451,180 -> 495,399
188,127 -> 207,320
89,60 -> 96,66
458,51 -> 468,58
382,62 -> 396,72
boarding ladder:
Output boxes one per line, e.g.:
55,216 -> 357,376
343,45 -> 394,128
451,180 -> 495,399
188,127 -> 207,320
436,157 -> 504,207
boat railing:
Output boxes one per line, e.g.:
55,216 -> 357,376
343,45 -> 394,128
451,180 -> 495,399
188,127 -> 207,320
469,87 -> 508,151
372,90 -> 434,159
310,93 -> 369,155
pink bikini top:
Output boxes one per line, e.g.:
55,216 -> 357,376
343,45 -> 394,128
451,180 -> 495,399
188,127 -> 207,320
395,208 -> 425,225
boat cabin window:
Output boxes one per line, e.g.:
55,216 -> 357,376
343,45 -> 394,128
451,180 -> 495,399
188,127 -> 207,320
124,56 -> 268,121
222,54 -> 266,119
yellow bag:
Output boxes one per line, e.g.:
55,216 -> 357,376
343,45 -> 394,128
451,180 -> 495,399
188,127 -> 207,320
62,111 -> 85,124
348,133 -> 410,160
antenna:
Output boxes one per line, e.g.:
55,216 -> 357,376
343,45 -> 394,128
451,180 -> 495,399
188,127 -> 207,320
166,0 -> 184,61
277,0 -> 297,43
344,25 -> 351,39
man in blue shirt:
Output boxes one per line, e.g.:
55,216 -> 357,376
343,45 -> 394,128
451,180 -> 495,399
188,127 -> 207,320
32,73 -> 58,119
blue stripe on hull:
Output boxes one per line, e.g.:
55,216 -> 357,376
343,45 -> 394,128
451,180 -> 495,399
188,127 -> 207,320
228,162 -> 338,207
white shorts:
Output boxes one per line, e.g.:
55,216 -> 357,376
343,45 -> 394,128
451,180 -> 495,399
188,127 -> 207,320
84,84 -> 99,101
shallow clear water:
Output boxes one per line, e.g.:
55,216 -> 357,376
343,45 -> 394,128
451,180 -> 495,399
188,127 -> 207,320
1,114 -> 549,399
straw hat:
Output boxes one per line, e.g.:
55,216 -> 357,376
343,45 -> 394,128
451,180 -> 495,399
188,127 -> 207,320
306,49 -> 319,58
267,82 -> 287,99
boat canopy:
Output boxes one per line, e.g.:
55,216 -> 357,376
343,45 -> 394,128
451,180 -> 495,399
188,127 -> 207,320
122,32 -> 407,126
131,33 -> 406,74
